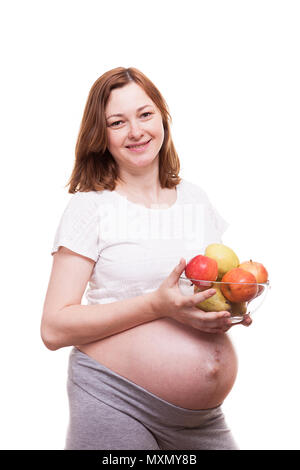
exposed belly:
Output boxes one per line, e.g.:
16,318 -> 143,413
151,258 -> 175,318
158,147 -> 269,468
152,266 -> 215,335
76,317 -> 238,410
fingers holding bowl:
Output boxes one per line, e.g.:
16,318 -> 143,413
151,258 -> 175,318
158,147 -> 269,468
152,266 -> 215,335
240,313 -> 252,327
228,312 -> 252,326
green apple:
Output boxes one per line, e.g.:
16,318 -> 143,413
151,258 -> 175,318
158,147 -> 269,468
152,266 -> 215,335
205,243 -> 240,280
194,284 -> 231,312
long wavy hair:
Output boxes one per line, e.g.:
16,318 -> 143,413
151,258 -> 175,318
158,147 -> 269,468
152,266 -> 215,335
65,67 -> 181,193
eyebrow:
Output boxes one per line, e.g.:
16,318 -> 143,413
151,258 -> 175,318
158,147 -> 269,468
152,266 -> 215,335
106,104 -> 153,120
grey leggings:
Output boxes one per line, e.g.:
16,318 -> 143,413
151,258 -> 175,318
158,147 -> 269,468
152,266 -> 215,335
65,347 -> 238,450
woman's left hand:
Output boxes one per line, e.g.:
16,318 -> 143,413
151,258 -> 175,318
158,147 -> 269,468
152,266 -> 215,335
223,313 -> 252,332
240,313 -> 252,327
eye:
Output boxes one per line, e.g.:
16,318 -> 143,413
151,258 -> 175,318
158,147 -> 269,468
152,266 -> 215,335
110,120 -> 123,127
141,112 -> 152,118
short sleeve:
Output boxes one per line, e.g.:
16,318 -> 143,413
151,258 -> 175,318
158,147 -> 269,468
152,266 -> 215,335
205,198 -> 229,244
51,191 -> 100,262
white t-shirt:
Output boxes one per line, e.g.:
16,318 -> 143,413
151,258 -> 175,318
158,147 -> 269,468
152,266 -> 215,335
51,178 -> 228,305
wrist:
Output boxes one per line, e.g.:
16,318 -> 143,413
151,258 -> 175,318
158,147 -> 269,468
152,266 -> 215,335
147,291 -> 163,320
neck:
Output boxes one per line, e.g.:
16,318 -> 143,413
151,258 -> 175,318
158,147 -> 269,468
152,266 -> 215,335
116,164 -> 162,199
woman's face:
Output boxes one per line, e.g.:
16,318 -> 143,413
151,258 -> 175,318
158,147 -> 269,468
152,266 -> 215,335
105,82 -> 165,171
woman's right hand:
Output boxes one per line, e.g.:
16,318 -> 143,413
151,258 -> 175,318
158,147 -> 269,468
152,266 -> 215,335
152,258 -> 232,334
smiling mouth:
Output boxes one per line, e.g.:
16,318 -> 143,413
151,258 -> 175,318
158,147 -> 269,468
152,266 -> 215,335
126,139 -> 151,149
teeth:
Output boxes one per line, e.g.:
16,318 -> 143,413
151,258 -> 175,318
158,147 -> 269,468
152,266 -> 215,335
128,140 -> 150,148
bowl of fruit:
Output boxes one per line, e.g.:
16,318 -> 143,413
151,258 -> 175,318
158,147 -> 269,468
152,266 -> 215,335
179,243 -> 270,324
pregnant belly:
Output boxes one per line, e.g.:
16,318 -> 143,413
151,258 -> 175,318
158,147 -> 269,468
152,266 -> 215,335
76,318 -> 238,410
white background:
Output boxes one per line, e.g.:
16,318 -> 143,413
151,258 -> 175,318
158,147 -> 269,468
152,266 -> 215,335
1,0 -> 299,450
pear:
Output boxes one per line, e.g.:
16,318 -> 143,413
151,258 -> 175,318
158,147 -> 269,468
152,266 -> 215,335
205,243 -> 240,280
230,301 -> 247,317
194,284 -> 232,312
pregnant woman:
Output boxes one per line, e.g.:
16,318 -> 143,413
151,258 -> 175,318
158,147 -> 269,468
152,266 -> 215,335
41,66 -> 252,450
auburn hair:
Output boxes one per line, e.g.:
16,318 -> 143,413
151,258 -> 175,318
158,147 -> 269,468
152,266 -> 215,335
65,67 -> 181,193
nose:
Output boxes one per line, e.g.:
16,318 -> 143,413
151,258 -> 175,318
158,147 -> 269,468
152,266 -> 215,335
128,120 -> 144,140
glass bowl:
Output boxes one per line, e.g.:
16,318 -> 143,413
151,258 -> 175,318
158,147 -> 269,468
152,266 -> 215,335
178,276 -> 270,324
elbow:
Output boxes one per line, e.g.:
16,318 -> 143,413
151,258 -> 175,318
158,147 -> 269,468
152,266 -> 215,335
40,323 -> 61,351
42,337 -> 60,351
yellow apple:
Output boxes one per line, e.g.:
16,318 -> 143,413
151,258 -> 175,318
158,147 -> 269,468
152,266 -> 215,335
205,243 -> 240,280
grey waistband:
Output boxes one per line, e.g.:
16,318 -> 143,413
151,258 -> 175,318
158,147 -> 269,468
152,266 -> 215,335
68,347 -> 223,429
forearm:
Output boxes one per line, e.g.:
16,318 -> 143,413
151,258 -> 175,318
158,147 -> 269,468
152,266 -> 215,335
42,292 -> 160,350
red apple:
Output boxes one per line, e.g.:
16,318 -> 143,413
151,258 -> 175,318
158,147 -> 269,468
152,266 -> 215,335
185,254 -> 218,287
238,260 -> 268,297
221,268 -> 258,303
238,260 -> 268,283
